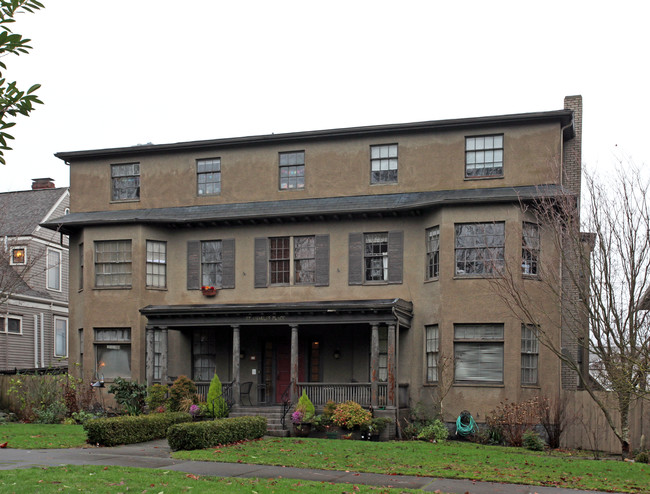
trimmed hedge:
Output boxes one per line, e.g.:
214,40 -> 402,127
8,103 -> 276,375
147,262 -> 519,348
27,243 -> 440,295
168,416 -> 267,451
84,412 -> 192,446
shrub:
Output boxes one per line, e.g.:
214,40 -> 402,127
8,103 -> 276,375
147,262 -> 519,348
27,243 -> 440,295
146,384 -> 168,411
417,419 -> 449,442
108,377 -> 148,415
167,416 -> 267,451
323,400 -> 337,418
205,374 -> 229,419
295,391 -> 315,422
312,413 -> 334,431
486,398 -> 540,447
168,376 -> 197,412
332,401 -> 371,430
522,429 -> 545,451
7,372 -> 71,422
84,412 -> 192,446
635,451 -> 649,464
34,401 -> 67,424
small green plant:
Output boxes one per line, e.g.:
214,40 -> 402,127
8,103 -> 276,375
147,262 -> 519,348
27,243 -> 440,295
416,419 -> 449,442
168,376 -> 197,412
296,391 -> 315,422
522,429 -> 545,451
635,451 -> 649,463
205,374 -> 229,418
145,383 -> 168,411
34,401 -> 67,424
332,401 -> 371,430
323,400 -> 337,418
312,413 -> 334,431
108,377 -> 148,415
71,410 -> 99,425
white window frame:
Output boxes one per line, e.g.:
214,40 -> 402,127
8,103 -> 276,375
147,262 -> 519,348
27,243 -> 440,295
1,315 -> 22,334
94,240 -> 133,288
465,134 -> 504,178
521,324 -> 539,385
111,162 -> 140,201
279,151 -> 305,190
197,158 -> 221,196
94,328 -> 132,380
47,248 -> 62,291
364,232 -> 389,282
10,246 -> 27,265
454,222 -> 505,277
426,325 -> 439,383
522,222 -> 540,276
370,144 -> 398,184
54,316 -> 68,357
146,240 -> 167,288
426,226 -> 440,280
454,323 -> 504,384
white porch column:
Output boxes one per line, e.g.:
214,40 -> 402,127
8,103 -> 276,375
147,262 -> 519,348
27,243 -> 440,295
370,323 -> 379,407
145,328 -> 154,386
387,323 -> 396,407
232,325 -> 241,405
290,324 -> 299,404
160,328 -> 168,384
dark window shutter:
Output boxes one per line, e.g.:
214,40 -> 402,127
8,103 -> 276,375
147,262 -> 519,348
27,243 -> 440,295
221,238 -> 235,289
314,234 -> 330,286
187,241 -> 200,290
388,230 -> 403,284
254,237 -> 268,288
348,232 -> 363,285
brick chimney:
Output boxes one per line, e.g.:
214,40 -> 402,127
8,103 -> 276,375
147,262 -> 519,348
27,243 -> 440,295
31,178 -> 55,190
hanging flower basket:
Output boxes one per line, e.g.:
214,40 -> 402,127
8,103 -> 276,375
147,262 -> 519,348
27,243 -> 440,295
201,286 -> 218,297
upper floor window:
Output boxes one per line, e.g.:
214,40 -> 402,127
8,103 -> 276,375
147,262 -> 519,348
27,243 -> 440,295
47,248 -> 61,291
197,158 -> 221,196
279,151 -> 305,190
426,226 -> 440,280
370,144 -> 398,184
95,240 -> 132,288
54,317 -> 68,357
426,325 -> 439,382
146,240 -> 167,288
348,231 -> 403,285
201,240 -> 223,287
454,323 -> 504,383
455,222 -> 505,276
1,316 -> 21,334
364,232 -> 389,281
255,235 -> 329,287
465,135 -> 503,178
10,247 -> 26,265
111,163 -> 140,201
522,222 -> 540,276
521,324 -> 539,385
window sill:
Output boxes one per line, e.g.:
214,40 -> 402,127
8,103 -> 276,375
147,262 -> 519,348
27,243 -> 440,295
93,286 -> 132,290
522,274 -> 540,281
463,175 -> 504,181
424,277 -> 439,283
521,384 -> 541,389
146,287 -> 168,291
453,382 -> 505,388
370,181 -> 399,186
453,275 -> 499,280
109,199 -> 140,204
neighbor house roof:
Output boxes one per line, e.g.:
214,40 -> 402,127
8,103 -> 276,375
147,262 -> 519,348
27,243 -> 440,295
0,187 -> 69,237
41,184 -> 569,235
54,109 -> 575,162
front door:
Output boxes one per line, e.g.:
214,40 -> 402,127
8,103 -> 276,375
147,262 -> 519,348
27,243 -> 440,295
275,343 -> 291,403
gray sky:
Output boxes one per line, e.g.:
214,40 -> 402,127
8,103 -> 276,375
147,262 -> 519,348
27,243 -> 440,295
1,0 -> 648,192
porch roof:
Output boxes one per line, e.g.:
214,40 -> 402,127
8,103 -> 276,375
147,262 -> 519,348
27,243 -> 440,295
140,298 -> 413,329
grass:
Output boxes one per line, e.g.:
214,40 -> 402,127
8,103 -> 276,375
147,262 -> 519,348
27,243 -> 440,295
173,437 -> 650,493
0,423 -> 87,449
0,465 -> 422,493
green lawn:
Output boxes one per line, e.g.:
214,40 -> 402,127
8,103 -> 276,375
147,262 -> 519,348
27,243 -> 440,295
0,423 -> 87,449
174,437 -> 650,493
0,465 -> 421,494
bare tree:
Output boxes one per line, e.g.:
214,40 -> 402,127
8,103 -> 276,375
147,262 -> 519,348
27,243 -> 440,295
492,160 -> 650,458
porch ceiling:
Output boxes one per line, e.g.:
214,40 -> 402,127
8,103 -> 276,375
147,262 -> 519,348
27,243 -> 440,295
140,298 -> 412,329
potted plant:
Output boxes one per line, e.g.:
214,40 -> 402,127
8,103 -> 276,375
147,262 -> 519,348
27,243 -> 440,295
291,391 -> 315,437
332,400 -> 372,439
361,417 -> 391,441
201,285 -> 218,297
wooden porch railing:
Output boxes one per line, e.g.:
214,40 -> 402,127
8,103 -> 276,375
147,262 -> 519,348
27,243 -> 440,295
298,383 -> 409,407
196,381 -> 233,405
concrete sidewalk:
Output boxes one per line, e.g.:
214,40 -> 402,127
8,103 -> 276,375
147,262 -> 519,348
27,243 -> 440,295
0,439 -> 608,494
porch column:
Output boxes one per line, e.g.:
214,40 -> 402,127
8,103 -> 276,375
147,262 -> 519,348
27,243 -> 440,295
290,324 -> 299,404
160,328 -> 168,384
232,325 -> 241,405
387,323 -> 396,407
145,328 -> 154,386
370,323 -> 379,407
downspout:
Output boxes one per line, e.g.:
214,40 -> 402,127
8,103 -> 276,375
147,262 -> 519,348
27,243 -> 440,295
40,312 -> 45,368
395,321 -> 401,439
34,315 -> 39,368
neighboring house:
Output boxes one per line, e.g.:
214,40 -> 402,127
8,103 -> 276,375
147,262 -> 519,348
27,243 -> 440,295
0,179 -> 70,372
44,97 -> 583,432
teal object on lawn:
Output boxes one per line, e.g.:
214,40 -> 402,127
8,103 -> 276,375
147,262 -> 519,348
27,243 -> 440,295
456,410 -> 478,436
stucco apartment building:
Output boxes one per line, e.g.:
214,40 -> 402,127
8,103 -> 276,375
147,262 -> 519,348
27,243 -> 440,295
1,179 -> 70,372
45,96 -> 583,430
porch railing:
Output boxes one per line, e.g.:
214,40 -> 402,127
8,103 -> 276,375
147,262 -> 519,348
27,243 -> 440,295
297,383 -> 408,407
196,381 -> 233,407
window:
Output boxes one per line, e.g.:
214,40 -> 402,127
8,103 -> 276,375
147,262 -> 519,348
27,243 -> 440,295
365,232 -> 388,281
95,240 -> 132,287
54,317 -> 68,357
153,331 -> 162,381
454,324 -> 504,383
255,235 -> 329,288
270,237 -> 290,284
146,240 -> 167,288
192,329 -> 216,381
370,144 -> 398,184
10,247 -> 26,265
79,243 -> 84,290
522,222 -> 540,276
1,316 -> 21,334
426,226 -> 440,279
455,222 -> 505,276
111,163 -> 140,201
465,135 -> 503,177
201,240 -> 223,287
426,325 -> 439,382
279,151 -> 305,190
521,324 -> 539,385
294,236 -> 315,284
47,249 -> 61,291
95,328 -> 131,380
197,158 -> 221,196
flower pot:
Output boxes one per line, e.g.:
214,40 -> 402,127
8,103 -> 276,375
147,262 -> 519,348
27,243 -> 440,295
293,423 -> 312,437
201,287 -> 217,297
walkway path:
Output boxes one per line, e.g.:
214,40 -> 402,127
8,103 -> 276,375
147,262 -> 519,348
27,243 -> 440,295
0,439 -> 609,494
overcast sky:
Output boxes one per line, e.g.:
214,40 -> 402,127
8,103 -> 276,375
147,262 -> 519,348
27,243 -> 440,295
1,0 -> 647,192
